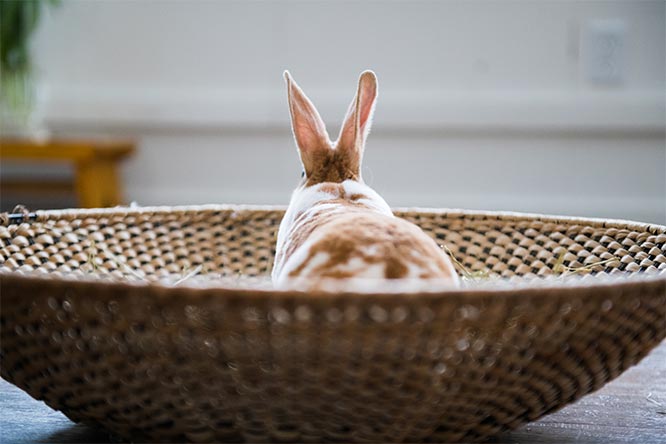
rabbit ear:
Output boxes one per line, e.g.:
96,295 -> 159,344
284,71 -> 331,174
336,70 -> 378,160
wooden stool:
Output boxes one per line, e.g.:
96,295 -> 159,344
0,139 -> 135,208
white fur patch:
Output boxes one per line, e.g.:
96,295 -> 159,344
293,250 -> 330,277
405,261 -> 429,278
334,257 -> 366,273
364,245 -> 380,257
275,236 -> 318,284
342,180 -> 393,216
342,261 -> 385,278
274,185 -> 336,270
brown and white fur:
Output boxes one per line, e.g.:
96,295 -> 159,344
272,70 -> 459,287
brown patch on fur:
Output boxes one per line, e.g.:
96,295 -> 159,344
348,193 -> 366,201
305,149 -> 360,186
282,208 -> 458,281
384,256 -> 409,279
317,183 -> 344,197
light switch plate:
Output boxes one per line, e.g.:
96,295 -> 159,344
581,19 -> 626,85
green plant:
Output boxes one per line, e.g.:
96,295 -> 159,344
0,0 -> 59,117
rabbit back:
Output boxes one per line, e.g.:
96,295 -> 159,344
274,191 -> 459,285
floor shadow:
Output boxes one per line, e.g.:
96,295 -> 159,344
37,423 -> 122,444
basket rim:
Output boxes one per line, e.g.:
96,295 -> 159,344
2,268 -> 664,304
2,203 -> 665,301
1,203 -> 665,232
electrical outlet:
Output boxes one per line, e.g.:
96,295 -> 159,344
581,19 -> 626,85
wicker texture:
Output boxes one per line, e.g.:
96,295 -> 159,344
1,205 -> 665,443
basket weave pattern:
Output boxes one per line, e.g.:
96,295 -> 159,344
1,206 -> 665,442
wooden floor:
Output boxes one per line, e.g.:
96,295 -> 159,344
1,341 -> 664,444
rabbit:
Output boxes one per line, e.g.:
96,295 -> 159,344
272,70 -> 460,287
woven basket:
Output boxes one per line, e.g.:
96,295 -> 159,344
1,205 -> 665,443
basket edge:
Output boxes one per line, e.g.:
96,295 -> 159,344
1,203 -> 664,233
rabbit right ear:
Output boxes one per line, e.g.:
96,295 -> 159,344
336,71 -> 377,158
284,71 -> 331,175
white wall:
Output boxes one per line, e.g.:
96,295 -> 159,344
5,0 -> 665,222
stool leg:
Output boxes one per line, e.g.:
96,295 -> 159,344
98,161 -> 123,206
75,160 -> 123,208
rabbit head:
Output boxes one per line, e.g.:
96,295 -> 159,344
285,70 -> 377,185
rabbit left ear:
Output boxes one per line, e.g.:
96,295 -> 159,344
336,70 -> 378,158
284,71 -> 331,176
